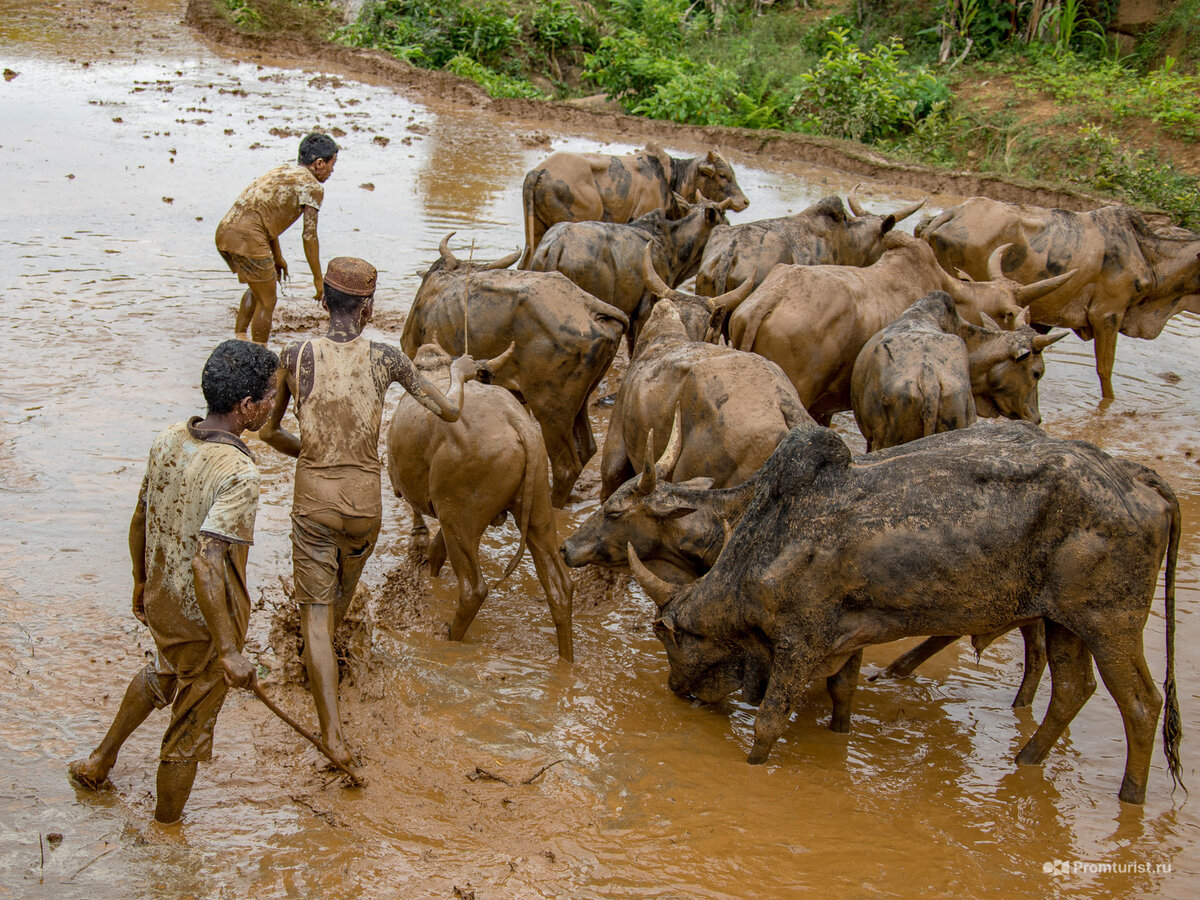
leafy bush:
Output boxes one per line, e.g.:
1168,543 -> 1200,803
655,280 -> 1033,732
582,28 -> 687,107
790,29 -> 950,142
343,0 -> 519,68
530,0 -> 596,54
444,54 -> 544,98
1078,125 -> 1200,229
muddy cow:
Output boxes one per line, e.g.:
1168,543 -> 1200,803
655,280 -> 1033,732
726,232 -> 1075,424
600,248 -> 815,499
388,345 -> 573,660
919,198 -> 1200,399
695,186 -> 926,298
518,143 -> 749,268
402,235 -> 628,506
628,422 -> 1182,805
529,195 -> 733,353
851,290 -> 1068,451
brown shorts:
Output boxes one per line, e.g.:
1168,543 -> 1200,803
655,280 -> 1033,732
291,511 -> 382,607
219,249 -> 275,284
139,655 -> 230,764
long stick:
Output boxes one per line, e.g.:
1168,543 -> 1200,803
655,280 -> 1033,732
248,682 -> 364,786
463,239 -> 475,357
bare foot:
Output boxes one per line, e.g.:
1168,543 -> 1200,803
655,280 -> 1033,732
322,735 -> 358,771
68,756 -> 114,790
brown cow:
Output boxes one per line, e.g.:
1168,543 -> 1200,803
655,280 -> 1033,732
850,290 -> 1068,452
600,248 -> 815,499
725,232 -> 1074,424
388,345 -> 574,660
401,236 -> 627,507
918,198 -> 1200,399
695,186 -> 926,298
518,143 -> 749,269
529,195 -> 732,353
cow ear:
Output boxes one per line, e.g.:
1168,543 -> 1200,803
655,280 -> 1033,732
677,476 -> 715,491
1013,348 -> 1032,362
880,214 -> 896,235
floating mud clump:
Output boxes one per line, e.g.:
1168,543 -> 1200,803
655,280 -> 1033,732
571,565 -> 630,611
266,575 -> 373,686
373,542 -> 434,632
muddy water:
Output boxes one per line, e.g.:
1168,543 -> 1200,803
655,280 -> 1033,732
2,2 -> 1199,897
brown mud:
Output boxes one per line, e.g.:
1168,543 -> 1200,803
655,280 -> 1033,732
1,1 -> 1198,898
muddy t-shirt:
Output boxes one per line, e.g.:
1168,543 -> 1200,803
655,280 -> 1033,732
140,419 -> 260,680
214,163 -> 323,259
290,336 -> 419,519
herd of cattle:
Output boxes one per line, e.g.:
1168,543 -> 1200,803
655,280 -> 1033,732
385,143 -> 1195,804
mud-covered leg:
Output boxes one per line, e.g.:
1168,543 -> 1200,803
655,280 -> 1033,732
1015,621 -> 1096,767
442,525 -> 488,641
748,646 -> 813,764
234,288 -> 255,337
544,428 -> 582,508
1091,640 -> 1163,804
1088,306 -> 1121,400
527,521 -> 575,662
1013,620 -> 1047,709
827,650 -> 863,734
246,279 -> 278,345
877,635 -> 959,680
70,664 -> 171,789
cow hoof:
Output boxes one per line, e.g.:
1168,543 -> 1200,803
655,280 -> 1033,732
746,747 -> 771,765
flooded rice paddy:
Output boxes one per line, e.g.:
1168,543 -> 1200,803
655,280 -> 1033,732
1,2 -> 1199,897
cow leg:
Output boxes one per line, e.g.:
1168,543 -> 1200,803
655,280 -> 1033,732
1012,620 -> 1047,709
826,650 -> 863,734
526,519 -> 575,662
572,406 -> 597,469
748,648 -> 813,764
543,426 -> 583,508
1015,620 -> 1096,767
439,523 -> 489,642
1088,306 -> 1122,400
408,504 -> 431,561
876,635 -> 960,680
1090,638 -> 1163,805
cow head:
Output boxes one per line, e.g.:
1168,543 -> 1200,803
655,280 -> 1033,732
419,232 -> 521,281
835,184 -> 927,266
640,244 -> 752,343
968,323 -> 1068,424
946,243 -> 1077,329
694,150 -> 749,213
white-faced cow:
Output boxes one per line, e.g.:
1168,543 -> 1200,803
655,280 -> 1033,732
529,195 -> 733,353
629,422 -> 1183,805
388,345 -> 574,660
518,143 -> 749,269
600,248 -> 815,499
918,198 -> 1200,399
401,235 -> 628,507
725,232 -> 1075,424
850,290 -> 1069,451
695,186 -> 926,298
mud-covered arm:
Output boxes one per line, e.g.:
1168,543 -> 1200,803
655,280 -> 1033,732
129,497 -> 148,625
301,205 -> 321,299
192,534 -> 256,688
380,342 -> 477,422
269,236 -> 287,282
259,346 -> 301,458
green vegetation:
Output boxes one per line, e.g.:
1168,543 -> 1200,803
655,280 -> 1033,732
217,0 -> 1200,228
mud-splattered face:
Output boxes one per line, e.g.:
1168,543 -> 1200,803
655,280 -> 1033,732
244,379 -> 278,431
309,153 -> 338,183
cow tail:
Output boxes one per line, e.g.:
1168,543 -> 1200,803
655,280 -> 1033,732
1157,473 -> 1185,794
735,290 -> 780,352
519,168 -> 543,270
499,419 -> 536,584
918,363 -> 940,438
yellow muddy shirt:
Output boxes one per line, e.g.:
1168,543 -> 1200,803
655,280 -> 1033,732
140,419 -> 260,681
292,336 -> 388,519
214,163 -> 324,259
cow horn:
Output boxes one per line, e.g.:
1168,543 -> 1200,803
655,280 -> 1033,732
481,341 -> 517,376
655,405 -> 683,480
890,196 -> 927,223
847,183 -> 867,217
710,273 -> 756,313
1032,330 -> 1069,350
438,232 -> 459,269
641,244 -> 676,299
485,250 -> 521,270
627,543 -> 675,609
987,243 -> 1013,281
721,517 -> 734,548
1014,268 -> 1078,304
955,267 -> 975,283
637,429 -> 657,495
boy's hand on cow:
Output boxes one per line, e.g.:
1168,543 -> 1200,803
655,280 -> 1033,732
451,355 -> 479,383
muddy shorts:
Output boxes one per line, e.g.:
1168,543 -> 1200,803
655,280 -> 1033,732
219,249 -> 275,284
291,511 -> 382,607
139,653 -> 230,763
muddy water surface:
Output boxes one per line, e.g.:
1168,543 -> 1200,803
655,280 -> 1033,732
2,3 -> 1199,898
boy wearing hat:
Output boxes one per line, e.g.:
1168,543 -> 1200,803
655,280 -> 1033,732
216,132 -> 338,345
260,257 -> 478,769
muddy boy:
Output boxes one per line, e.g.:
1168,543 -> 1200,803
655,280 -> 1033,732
216,132 -> 338,345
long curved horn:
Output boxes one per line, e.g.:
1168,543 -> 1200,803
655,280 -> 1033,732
627,543 -> 675,609
641,244 -> 684,301
709,271 -> 756,314
1032,330 -> 1069,351
484,250 -> 521,270
847,183 -> 867,217
890,196 -> 927,223
655,405 -> 683,479
987,243 -> 1012,281
1014,268 -> 1077,304
637,428 -> 657,495
438,232 -> 459,269
482,341 -> 516,372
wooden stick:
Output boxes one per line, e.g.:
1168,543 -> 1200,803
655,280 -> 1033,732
463,239 -> 475,357
248,682 -> 364,786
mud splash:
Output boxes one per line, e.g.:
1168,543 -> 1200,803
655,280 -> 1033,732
1,1 -> 1198,898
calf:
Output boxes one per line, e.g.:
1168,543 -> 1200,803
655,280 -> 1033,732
387,345 -> 574,660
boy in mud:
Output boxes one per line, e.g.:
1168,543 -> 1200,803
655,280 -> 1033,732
216,132 -> 338,345
69,340 -> 279,825
259,257 -> 478,769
